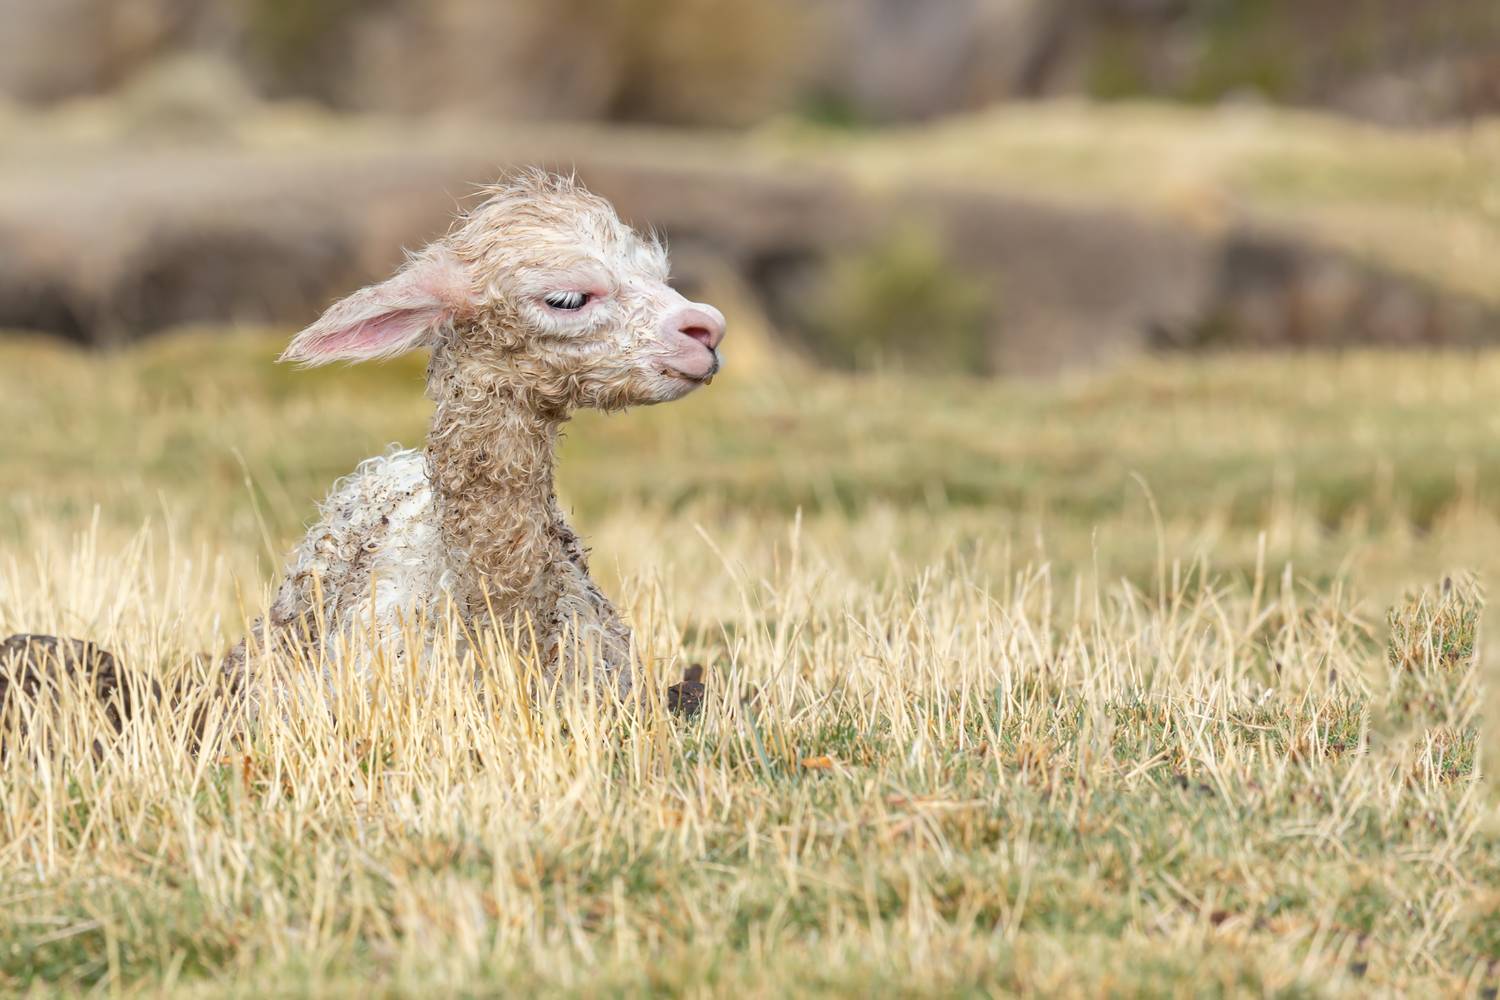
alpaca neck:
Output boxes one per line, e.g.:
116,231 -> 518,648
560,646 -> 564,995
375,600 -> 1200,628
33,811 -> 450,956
424,346 -> 568,620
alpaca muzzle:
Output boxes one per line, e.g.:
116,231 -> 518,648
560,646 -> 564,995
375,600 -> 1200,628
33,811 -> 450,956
657,301 -> 726,384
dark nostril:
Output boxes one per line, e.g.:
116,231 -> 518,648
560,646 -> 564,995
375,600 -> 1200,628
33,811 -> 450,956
680,325 -> 715,348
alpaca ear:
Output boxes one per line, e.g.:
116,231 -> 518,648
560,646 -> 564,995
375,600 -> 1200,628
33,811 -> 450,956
280,248 -> 475,365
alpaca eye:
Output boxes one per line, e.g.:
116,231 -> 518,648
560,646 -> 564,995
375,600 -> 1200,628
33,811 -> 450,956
544,291 -> 591,311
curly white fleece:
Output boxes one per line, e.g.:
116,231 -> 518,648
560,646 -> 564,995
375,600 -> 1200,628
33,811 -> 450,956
267,448 -> 448,656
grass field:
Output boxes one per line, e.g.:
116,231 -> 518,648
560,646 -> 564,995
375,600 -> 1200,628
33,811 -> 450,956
1,331 -> 1498,995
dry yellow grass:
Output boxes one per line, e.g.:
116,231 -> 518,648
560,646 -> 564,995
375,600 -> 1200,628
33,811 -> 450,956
1,332 -> 1497,994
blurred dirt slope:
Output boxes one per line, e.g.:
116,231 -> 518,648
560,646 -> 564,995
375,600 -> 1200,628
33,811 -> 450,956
1,99 -> 1496,373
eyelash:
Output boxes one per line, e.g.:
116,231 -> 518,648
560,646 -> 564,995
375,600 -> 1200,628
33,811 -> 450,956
544,291 -> 592,311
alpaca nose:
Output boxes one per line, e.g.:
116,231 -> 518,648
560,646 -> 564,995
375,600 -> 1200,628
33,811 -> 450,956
668,304 -> 726,351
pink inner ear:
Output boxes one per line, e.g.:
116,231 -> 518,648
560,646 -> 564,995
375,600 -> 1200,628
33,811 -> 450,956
281,250 -> 474,366
287,301 -> 444,365
339,308 -> 440,355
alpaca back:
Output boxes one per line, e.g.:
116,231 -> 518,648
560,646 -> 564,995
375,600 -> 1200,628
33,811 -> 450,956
267,448 -> 450,660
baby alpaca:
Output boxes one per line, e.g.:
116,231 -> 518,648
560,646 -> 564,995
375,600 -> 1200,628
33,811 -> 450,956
242,169 -> 725,696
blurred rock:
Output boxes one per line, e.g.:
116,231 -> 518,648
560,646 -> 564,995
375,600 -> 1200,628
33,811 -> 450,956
243,0 -> 619,118
0,0 -> 219,103
241,0 -> 811,125
0,0 -> 101,101
805,0 -> 1059,121
802,0 -> 1500,126
1166,232 -> 1492,352
1333,54 -> 1500,127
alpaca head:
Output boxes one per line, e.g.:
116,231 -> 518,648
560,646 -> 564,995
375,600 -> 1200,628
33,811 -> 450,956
281,169 -> 726,412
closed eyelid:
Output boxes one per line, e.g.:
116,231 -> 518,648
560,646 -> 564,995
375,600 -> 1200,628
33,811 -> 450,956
545,279 -> 612,300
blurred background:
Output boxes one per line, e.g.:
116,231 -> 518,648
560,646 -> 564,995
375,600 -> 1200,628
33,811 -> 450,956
2,0 -> 1500,603
2,0 -> 1498,371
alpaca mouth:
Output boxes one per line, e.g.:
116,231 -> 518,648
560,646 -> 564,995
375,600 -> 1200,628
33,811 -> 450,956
662,349 -> 722,386
663,367 -> 714,386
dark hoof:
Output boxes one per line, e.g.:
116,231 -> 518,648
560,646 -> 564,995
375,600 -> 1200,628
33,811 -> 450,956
666,663 -> 706,718
1,634 -> 156,749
